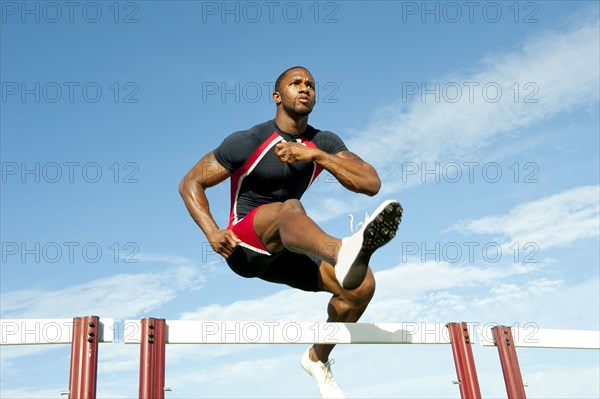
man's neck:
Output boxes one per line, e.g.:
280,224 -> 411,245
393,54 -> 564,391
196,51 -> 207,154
275,112 -> 309,135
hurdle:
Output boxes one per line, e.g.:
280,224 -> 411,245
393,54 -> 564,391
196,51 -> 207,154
124,319 -> 482,399
0,316 -> 114,399
124,319 -> 600,399
2,317 -> 599,398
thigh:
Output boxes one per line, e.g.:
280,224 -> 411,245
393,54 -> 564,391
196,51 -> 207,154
226,245 -> 272,278
252,202 -> 285,252
252,200 -> 306,253
259,250 -> 321,292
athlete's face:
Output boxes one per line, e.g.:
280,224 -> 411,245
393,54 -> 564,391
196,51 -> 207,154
274,69 -> 316,116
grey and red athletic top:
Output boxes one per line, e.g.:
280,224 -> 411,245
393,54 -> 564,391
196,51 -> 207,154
214,119 -> 348,227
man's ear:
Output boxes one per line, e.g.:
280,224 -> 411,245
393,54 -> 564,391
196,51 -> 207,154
272,91 -> 281,105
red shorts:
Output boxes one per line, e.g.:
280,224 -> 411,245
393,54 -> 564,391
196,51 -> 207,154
225,205 -> 320,292
228,205 -> 269,255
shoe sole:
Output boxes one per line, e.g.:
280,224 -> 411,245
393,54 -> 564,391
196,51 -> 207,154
341,200 -> 403,290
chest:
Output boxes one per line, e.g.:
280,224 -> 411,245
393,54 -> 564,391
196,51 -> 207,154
244,149 -> 316,194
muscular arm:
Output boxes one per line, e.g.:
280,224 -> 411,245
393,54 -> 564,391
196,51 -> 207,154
179,151 -> 240,258
315,150 -> 381,196
275,141 -> 381,196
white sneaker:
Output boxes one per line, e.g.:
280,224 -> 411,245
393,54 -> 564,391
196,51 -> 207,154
301,347 -> 345,398
335,200 -> 402,290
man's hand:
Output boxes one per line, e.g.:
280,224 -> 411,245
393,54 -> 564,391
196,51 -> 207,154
207,229 -> 241,259
275,140 -> 317,164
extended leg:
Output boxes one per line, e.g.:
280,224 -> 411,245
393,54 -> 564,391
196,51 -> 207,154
254,198 -> 402,290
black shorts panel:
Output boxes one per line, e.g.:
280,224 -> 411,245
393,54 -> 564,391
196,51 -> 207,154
226,245 -> 320,292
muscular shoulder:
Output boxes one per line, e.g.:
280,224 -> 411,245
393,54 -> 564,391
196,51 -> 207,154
306,127 -> 348,154
224,120 -> 274,146
214,120 -> 275,172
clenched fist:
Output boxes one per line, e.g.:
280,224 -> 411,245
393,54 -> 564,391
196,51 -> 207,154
275,140 -> 318,164
208,229 -> 241,259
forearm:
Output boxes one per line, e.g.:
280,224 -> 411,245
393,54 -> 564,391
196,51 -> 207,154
313,150 -> 381,196
179,177 -> 221,238
179,151 -> 239,258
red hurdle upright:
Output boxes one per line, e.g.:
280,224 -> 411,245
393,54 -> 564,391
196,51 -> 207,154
68,315 -> 100,399
492,325 -> 527,398
139,317 -> 166,399
447,322 -> 482,399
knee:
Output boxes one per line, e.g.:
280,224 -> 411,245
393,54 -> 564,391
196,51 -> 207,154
275,199 -> 306,221
281,199 -> 305,213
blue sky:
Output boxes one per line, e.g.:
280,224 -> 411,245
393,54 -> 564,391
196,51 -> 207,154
1,1 -> 599,397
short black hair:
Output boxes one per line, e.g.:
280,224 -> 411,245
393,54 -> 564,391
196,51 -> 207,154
274,66 -> 312,93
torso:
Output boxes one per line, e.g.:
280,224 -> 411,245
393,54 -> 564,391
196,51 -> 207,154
213,120 -> 347,226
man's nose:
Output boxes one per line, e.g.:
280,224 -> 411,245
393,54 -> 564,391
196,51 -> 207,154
299,82 -> 311,93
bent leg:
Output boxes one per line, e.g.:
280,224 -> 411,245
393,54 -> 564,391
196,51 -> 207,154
253,199 -> 341,264
310,260 -> 376,363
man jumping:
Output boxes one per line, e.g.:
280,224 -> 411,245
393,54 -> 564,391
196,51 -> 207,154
179,66 -> 402,398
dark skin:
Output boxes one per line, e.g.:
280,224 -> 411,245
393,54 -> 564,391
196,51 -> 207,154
180,68 -> 381,363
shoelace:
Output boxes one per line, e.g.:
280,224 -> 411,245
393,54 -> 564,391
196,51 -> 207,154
320,359 -> 337,385
348,212 -> 369,234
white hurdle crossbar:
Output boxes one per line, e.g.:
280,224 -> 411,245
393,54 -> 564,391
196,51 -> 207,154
4,317 -> 598,399
123,320 -> 474,344
125,319 -> 482,399
478,325 -> 600,350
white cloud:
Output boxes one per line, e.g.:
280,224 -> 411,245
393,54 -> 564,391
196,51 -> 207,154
178,255 -> 580,329
523,365 -> 600,398
307,16 -> 599,221
180,288 -> 331,322
364,263 -> 566,325
350,16 -> 599,169
0,345 -> 61,374
0,255 -> 205,319
452,185 -> 600,249
177,257 -> 545,325
368,259 -> 545,309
